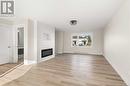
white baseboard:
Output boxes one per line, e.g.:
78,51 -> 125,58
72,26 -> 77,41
24,60 -> 37,65
63,52 -> 103,56
41,56 -> 55,62
103,55 -> 129,86
37,55 -> 55,63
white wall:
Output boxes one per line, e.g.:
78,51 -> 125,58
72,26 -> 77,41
37,21 -> 55,62
64,30 -> 104,55
25,19 -> 38,64
24,19 -> 37,64
104,0 -> 130,85
56,29 -> 104,55
55,31 -> 64,54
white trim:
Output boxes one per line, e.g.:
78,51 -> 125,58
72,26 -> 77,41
63,52 -> 103,56
39,56 -> 55,63
24,60 -> 37,65
13,24 -> 25,63
34,20 -> 38,63
71,32 -> 93,48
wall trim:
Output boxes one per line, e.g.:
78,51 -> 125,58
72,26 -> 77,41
63,52 -> 103,56
24,60 -> 37,65
39,55 -> 55,63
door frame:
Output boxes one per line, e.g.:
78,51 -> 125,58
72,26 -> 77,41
13,24 -> 25,63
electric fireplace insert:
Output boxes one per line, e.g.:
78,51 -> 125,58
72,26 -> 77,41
41,48 -> 53,58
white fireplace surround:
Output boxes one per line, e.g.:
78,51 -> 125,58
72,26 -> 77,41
24,19 -> 55,65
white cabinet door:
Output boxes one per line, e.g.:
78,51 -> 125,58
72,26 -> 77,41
0,27 -> 11,64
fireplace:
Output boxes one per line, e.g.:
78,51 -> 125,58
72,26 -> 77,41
41,48 -> 53,58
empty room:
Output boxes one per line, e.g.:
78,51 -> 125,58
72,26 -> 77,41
0,0 -> 129,86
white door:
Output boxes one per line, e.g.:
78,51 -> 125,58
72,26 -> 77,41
0,27 -> 11,64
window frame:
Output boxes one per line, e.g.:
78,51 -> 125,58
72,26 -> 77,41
71,33 -> 93,48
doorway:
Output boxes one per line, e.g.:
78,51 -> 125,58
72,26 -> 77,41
0,23 -> 24,77
17,27 -> 24,64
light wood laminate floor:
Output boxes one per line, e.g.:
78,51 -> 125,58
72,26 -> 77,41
0,59 -> 23,77
0,64 -> 19,76
2,54 -> 127,86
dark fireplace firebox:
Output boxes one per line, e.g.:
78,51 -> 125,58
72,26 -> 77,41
41,48 -> 53,58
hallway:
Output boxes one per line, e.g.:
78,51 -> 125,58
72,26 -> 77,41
2,54 -> 127,86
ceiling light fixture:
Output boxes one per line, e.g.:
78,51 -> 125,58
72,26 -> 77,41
70,20 -> 77,25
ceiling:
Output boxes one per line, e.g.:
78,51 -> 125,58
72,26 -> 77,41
15,0 -> 124,31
